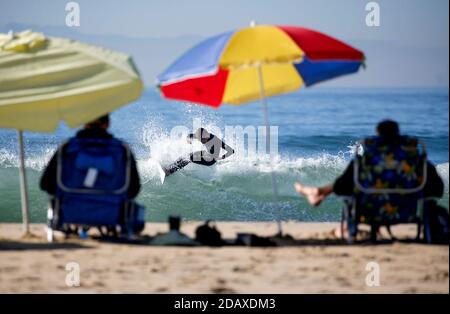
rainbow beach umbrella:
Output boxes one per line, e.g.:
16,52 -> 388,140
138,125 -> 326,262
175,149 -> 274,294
157,24 -> 365,106
156,24 -> 365,234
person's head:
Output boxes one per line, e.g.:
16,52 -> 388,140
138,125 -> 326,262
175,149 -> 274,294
84,114 -> 110,130
376,120 -> 400,142
187,127 -> 210,144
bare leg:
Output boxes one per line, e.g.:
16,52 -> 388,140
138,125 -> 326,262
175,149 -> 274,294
294,182 -> 333,207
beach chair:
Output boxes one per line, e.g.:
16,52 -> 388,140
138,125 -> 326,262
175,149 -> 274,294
340,136 -> 432,243
46,138 -> 145,242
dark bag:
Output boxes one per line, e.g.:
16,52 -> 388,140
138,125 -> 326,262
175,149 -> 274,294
424,203 -> 449,245
195,221 -> 224,246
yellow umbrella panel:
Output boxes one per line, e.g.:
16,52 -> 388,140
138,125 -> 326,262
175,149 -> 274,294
0,30 -> 143,132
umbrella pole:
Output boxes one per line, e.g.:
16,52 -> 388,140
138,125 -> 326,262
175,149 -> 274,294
257,64 -> 283,236
17,130 -> 30,235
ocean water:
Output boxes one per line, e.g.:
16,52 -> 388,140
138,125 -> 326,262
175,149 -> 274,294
0,88 -> 448,223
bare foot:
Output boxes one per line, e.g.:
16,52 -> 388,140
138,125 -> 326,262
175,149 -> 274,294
294,182 -> 325,207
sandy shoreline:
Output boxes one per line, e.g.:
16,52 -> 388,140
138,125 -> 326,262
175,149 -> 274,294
0,222 -> 448,293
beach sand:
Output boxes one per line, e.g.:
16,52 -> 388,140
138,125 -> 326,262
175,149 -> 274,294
0,222 -> 448,293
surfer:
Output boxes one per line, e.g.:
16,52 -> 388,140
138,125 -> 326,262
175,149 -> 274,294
163,128 -> 235,176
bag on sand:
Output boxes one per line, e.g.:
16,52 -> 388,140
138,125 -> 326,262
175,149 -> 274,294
424,203 -> 449,245
195,221 -> 224,246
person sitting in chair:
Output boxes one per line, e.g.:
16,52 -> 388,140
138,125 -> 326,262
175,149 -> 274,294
294,120 -> 444,206
41,114 -> 143,238
41,114 -> 141,197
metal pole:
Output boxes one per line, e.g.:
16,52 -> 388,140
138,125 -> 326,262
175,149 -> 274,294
17,130 -> 30,235
257,64 -> 283,236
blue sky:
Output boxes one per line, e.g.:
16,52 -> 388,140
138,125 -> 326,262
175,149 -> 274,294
0,0 -> 449,87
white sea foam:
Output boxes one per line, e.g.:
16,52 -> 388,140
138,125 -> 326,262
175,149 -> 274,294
0,146 -> 56,171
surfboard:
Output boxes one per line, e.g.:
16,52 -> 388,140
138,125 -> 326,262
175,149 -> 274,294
149,158 -> 166,184
155,161 -> 167,184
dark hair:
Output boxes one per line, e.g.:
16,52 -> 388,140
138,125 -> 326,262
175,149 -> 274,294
86,114 -> 110,128
376,120 -> 400,140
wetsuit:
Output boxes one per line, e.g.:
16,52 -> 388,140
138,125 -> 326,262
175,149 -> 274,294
166,134 -> 234,175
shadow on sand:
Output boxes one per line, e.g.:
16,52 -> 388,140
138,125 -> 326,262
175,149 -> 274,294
0,241 -> 92,251
90,232 -> 429,247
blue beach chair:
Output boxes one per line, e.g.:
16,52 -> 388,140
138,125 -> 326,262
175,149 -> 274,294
340,136 -> 434,243
46,138 -> 144,242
